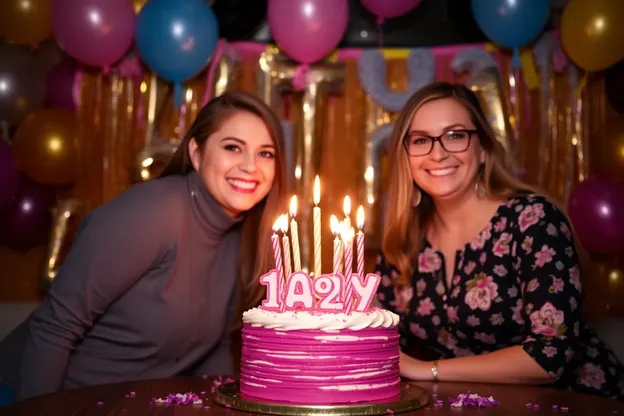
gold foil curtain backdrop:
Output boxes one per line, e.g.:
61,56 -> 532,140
67,44 -> 606,276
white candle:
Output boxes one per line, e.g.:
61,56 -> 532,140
356,206 -> 365,278
313,176 -> 322,279
330,215 -> 342,275
289,195 -> 302,271
280,215 -> 292,278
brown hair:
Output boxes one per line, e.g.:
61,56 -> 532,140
160,91 -> 286,317
382,82 -> 542,287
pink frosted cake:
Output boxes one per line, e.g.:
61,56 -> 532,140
240,306 -> 401,404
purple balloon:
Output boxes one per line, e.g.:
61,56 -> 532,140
50,0 -> 135,68
268,0 -> 348,64
360,0 -> 422,20
0,175 -> 56,251
568,178 -> 624,256
0,140 -> 19,214
44,58 -> 77,111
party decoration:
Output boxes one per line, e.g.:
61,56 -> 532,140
452,48 -> 514,157
0,175 -> 56,251
568,178 -> 624,256
212,0 -> 267,40
35,38 -> 65,73
12,108 -> 78,186
135,0 -> 220,106
358,48 -> 435,112
267,0 -> 348,64
0,140 -> 19,213
0,43 -> 46,126
41,198 -> 81,286
0,0 -> 51,48
471,0 -> 550,59
131,0 -> 147,14
259,269 -> 381,313
360,0 -> 422,21
560,0 -> 624,72
44,58 -> 77,111
51,0 -> 135,68
605,59 -> 624,115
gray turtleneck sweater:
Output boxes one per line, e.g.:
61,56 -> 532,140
13,172 -> 242,399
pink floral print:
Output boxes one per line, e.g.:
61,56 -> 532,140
375,194 -> 624,400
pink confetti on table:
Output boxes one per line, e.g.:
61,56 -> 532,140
448,393 -> 499,408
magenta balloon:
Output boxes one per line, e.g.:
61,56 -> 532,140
50,0 -> 135,68
360,0 -> 422,19
268,0 -> 348,64
0,140 -> 19,214
0,175 -> 56,251
44,58 -> 77,111
568,178 -> 624,256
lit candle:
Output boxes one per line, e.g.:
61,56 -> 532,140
356,206 -> 365,278
341,222 -> 354,276
271,217 -> 284,283
289,195 -> 302,271
280,215 -> 292,278
330,215 -> 342,275
313,176 -> 322,279
343,196 -> 352,231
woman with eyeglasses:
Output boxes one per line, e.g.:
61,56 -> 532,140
375,82 -> 624,399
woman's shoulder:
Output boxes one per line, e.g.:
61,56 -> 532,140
88,175 -> 188,228
499,192 -> 573,235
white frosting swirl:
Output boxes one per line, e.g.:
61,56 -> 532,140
242,307 -> 399,331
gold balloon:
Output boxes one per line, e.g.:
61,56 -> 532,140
13,108 -> 78,186
561,0 -> 624,72
131,0 -> 148,14
41,198 -> 81,290
0,0 -> 51,48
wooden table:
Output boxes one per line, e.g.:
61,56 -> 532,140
0,377 -> 622,415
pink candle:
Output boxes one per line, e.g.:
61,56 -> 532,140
271,217 -> 284,280
342,225 -> 353,276
356,206 -> 365,277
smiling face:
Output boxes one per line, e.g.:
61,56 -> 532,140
189,111 -> 277,217
406,97 -> 485,202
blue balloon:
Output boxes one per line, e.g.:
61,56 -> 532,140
135,0 -> 219,104
471,0 -> 550,49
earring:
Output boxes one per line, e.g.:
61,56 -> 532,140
412,188 -> 422,207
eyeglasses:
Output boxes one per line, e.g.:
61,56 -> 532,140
403,129 -> 477,157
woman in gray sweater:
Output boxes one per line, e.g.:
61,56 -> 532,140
1,91 -> 286,400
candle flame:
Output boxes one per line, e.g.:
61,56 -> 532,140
289,195 -> 298,217
279,214 -> 288,234
330,215 -> 339,236
272,217 -> 281,232
343,196 -> 351,216
339,221 -> 354,242
313,175 -> 320,205
356,205 -> 364,229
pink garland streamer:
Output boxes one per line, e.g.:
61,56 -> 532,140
292,64 -> 310,91
202,39 -> 226,106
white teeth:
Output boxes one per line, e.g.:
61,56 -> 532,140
228,179 -> 257,190
428,167 -> 457,177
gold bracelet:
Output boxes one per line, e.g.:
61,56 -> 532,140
431,360 -> 439,382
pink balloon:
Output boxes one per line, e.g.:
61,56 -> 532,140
268,0 -> 348,64
51,0 -> 135,68
361,0 -> 422,20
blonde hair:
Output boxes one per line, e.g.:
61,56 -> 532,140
382,82 -> 541,287
160,91 -> 286,319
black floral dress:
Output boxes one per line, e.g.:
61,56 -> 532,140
376,194 -> 624,399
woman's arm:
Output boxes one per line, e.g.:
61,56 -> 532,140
18,186 -> 173,399
401,198 -> 582,385
400,347 -> 551,384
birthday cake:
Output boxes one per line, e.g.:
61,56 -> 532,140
240,270 -> 401,405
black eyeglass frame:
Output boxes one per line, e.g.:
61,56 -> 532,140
403,129 -> 478,157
